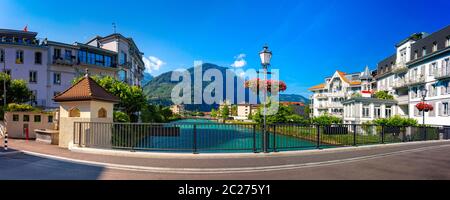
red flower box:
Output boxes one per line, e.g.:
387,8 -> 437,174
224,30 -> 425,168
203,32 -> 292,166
416,102 -> 434,112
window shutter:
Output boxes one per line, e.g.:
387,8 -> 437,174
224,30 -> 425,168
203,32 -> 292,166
421,66 -> 425,76
429,64 -> 432,75
439,103 -> 444,116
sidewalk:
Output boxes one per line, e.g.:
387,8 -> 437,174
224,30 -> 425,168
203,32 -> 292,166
3,138 -> 450,170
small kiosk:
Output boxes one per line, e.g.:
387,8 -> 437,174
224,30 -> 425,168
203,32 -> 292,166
53,72 -> 120,148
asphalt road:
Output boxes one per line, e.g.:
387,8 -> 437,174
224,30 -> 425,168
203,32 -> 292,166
1,143 -> 450,180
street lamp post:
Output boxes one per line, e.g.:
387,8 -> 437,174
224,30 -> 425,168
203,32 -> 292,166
259,45 -> 272,153
421,89 -> 428,125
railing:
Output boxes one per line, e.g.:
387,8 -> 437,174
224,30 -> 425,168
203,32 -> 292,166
392,62 -> 408,74
392,79 -> 408,89
434,68 -> 450,79
407,75 -> 426,86
74,122 -> 449,153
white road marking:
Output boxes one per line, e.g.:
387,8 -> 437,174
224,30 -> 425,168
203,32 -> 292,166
12,144 -> 450,174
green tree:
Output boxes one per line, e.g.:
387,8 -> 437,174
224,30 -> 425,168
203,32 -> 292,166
251,103 -> 308,124
374,91 -> 394,100
141,104 -> 175,123
231,105 -> 238,116
210,108 -> 217,118
114,111 -> 130,122
311,114 -> 343,125
220,105 -> 230,122
0,73 -> 32,105
73,75 -> 147,121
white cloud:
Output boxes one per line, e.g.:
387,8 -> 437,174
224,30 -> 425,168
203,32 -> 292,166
143,56 -> 166,73
231,53 -> 247,68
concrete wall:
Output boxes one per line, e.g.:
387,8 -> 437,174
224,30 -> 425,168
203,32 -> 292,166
4,111 -> 55,139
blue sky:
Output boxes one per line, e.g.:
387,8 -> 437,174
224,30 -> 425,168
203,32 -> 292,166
1,0 -> 450,97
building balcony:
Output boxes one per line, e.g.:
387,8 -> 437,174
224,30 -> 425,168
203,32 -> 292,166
315,94 -> 328,99
392,79 -> 408,89
392,62 -> 408,74
53,57 -> 75,66
406,75 -> 426,86
434,68 -> 450,80
396,95 -> 409,105
118,61 -> 132,69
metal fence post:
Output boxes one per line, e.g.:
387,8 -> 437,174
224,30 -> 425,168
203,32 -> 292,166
273,125 -> 277,152
193,124 -> 198,154
381,125 -> 385,144
78,122 -> 82,147
253,124 -> 257,153
353,124 -> 357,146
423,126 -> 428,141
402,127 -> 406,142
316,124 -> 321,149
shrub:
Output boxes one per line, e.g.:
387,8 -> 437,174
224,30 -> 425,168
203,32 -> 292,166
6,103 -> 38,112
114,111 -> 130,122
374,91 -> 394,100
311,114 -> 342,125
372,115 -> 418,126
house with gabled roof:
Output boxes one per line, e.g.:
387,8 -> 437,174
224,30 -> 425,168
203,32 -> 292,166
309,66 -> 375,117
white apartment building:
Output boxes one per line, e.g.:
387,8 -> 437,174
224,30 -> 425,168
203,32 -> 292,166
0,29 -> 49,107
0,28 -> 145,109
375,25 -> 450,126
309,66 -> 375,117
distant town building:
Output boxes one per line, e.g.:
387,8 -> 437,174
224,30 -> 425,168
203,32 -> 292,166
170,104 -> 185,115
0,28 -> 145,109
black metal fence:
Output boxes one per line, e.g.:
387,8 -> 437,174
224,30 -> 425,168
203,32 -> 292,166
73,122 -> 449,153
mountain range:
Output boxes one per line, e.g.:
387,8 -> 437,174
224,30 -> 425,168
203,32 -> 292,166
143,63 -> 310,111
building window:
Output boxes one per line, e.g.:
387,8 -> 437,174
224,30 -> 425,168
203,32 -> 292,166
78,50 -> 87,63
119,51 -> 127,65
385,107 -> 392,118
65,50 -> 72,60
16,50 -> 24,64
374,107 -> 381,118
29,71 -> 37,83
13,114 -> 19,121
34,115 -> 41,123
433,42 -> 438,52
23,115 -> 30,122
363,106 -> 370,118
54,48 -> 61,59
53,73 -> 61,85
98,108 -> 107,118
69,108 -> 80,117
442,102 -> 449,116
87,52 -> 95,65
35,52 -> 42,64
0,49 -> 4,63
414,50 -> 418,59
447,37 -> 450,47
48,115 -> 54,123
422,47 -> 427,56
30,90 -> 37,103
105,56 -> 112,67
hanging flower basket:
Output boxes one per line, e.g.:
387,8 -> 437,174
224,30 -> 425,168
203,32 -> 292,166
416,102 -> 433,112
244,78 -> 287,95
